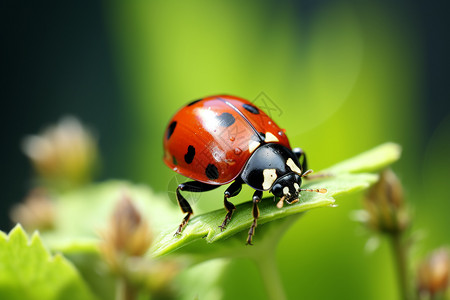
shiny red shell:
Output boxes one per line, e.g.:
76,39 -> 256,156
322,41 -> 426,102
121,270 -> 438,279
163,95 -> 291,185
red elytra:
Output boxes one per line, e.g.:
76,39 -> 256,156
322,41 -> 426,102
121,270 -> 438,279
163,95 -> 291,185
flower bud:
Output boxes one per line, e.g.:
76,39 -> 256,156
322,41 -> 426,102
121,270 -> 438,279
22,116 -> 99,190
363,168 -> 409,234
100,194 -> 153,273
417,248 -> 449,298
10,188 -> 55,231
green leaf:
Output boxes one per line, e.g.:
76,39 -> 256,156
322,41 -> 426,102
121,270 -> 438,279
321,142 -> 402,174
0,224 -> 97,300
39,182 -> 181,300
26,143 -> 400,298
42,181 -> 179,249
57,244 -> 115,300
150,142 -> 401,258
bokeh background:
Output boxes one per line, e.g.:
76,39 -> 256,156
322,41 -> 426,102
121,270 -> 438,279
2,0 -> 449,299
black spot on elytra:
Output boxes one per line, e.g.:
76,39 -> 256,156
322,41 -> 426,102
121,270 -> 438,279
187,99 -> 202,106
166,121 -> 177,140
243,103 -> 259,114
172,155 -> 177,165
184,145 -> 195,164
205,164 -> 219,180
217,112 -> 235,127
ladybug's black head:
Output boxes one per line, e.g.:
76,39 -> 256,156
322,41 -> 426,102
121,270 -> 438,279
271,173 -> 302,204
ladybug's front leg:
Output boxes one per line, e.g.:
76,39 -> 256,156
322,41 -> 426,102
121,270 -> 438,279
219,179 -> 242,231
175,181 -> 219,236
247,190 -> 263,245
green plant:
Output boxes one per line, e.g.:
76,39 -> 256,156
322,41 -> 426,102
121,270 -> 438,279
0,225 -> 96,300
0,142 -> 403,300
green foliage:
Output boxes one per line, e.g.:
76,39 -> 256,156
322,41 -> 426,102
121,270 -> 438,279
42,181 -> 179,249
59,244 -> 115,300
321,142 -> 402,174
0,225 -> 97,300
39,182 -> 179,300
151,142 -> 401,258
1,143 -> 401,300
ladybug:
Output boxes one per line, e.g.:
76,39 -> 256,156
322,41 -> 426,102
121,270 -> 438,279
163,95 -> 326,244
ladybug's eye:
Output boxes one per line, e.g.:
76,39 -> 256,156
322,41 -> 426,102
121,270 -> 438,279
271,183 -> 283,197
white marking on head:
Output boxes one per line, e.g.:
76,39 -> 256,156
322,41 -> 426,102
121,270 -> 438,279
265,132 -> 279,142
286,158 -> 301,174
283,186 -> 290,196
262,169 -> 277,190
248,140 -> 260,153
294,183 -> 300,192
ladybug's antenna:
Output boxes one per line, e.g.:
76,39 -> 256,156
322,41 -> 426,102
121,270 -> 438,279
302,169 -> 333,180
300,188 -> 327,193
300,169 -> 327,193
276,188 -> 327,209
301,169 -> 314,177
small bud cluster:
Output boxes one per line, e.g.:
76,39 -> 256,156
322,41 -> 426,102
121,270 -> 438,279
363,169 -> 409,234
417,248 -> 449,298
100,194 -> 153,273
9,188 -> 55,231
22,116 -> 98,190
100,194 -> 178,298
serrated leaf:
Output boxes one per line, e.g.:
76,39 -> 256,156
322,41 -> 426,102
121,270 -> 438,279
0,225 -> 97,300
150,143 -> 401,258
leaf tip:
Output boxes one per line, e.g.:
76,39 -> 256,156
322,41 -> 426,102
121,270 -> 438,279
30,230 -> 47,250
384,141 -> 402,158
8,223 -> 29,245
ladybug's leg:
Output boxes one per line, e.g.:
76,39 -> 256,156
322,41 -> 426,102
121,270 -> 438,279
246,190 -> 263,245
175,181 -> 219,236
219,179 -> 242,231
293,147 -> 308,171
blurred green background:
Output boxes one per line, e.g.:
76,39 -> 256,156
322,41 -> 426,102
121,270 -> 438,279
2,0 -> 449,299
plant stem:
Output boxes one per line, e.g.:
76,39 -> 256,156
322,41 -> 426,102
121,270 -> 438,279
254,253 -> 286,300
116,276 -> 137,300
390,232 -> 409,300
250,215 -> 300,300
